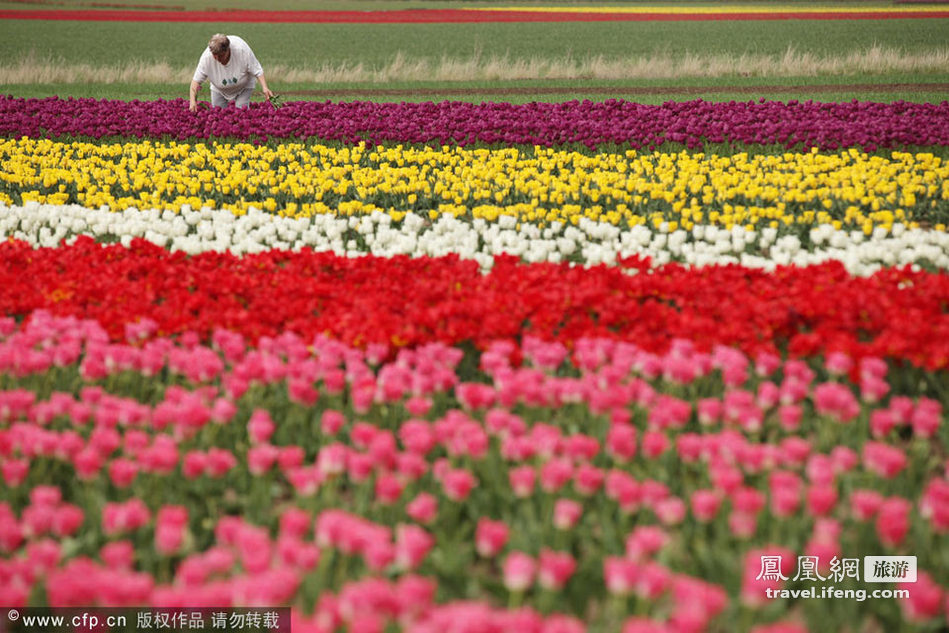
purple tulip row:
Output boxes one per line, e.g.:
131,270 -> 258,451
1,96 -> 947,150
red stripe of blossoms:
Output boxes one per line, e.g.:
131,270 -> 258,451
1,238 -> 947,369
1,9 -> 948,23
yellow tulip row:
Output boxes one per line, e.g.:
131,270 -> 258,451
1,138 -> 946,233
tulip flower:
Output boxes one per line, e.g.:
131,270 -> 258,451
863,442 -> 907,479
503,552 -> 536,593
552,500 -> 583,531
606,424 -> 637,462
475,518 -> 510,557
406,493 -> 438,525
395,524 -> 433,571
247,409 -> 276,444
900,570 -> 945,622
441,468 -> 477,502
538,549 -> 577,591
689,490 -> 722,522
509,465 -> 537,498
876,498 -> 912,547
320,409 -> 346,435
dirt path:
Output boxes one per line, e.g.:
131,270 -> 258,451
280,83 -> 949,98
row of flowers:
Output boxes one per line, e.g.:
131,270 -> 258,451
0,311 -> 946,632
0,237 -> 948,370
2,138 -> 946,233
4,202 -> 949,275
2,96 -> 948,150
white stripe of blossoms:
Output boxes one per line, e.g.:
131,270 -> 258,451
2,201 -> 948,275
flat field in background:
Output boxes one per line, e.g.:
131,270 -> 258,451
0,2 -> 947,103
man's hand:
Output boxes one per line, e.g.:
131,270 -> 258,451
189,80 -> 202,112
257,73 -> 274,103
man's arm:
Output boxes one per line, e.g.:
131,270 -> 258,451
189,80 -> 202,112
256,73 -> 274,101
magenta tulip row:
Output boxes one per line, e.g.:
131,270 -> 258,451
1,96 -> 947,150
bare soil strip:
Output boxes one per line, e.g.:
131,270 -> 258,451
280,83 -> 949,97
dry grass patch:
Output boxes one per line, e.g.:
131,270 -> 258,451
3,45 -> 948,85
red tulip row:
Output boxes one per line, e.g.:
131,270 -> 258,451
1,237 -> 947,370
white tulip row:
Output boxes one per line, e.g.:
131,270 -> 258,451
2,201 -> 948,275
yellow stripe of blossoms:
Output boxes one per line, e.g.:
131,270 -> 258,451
1,138 -> 946,234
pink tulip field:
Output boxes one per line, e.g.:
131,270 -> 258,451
0,302 -> 946,632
